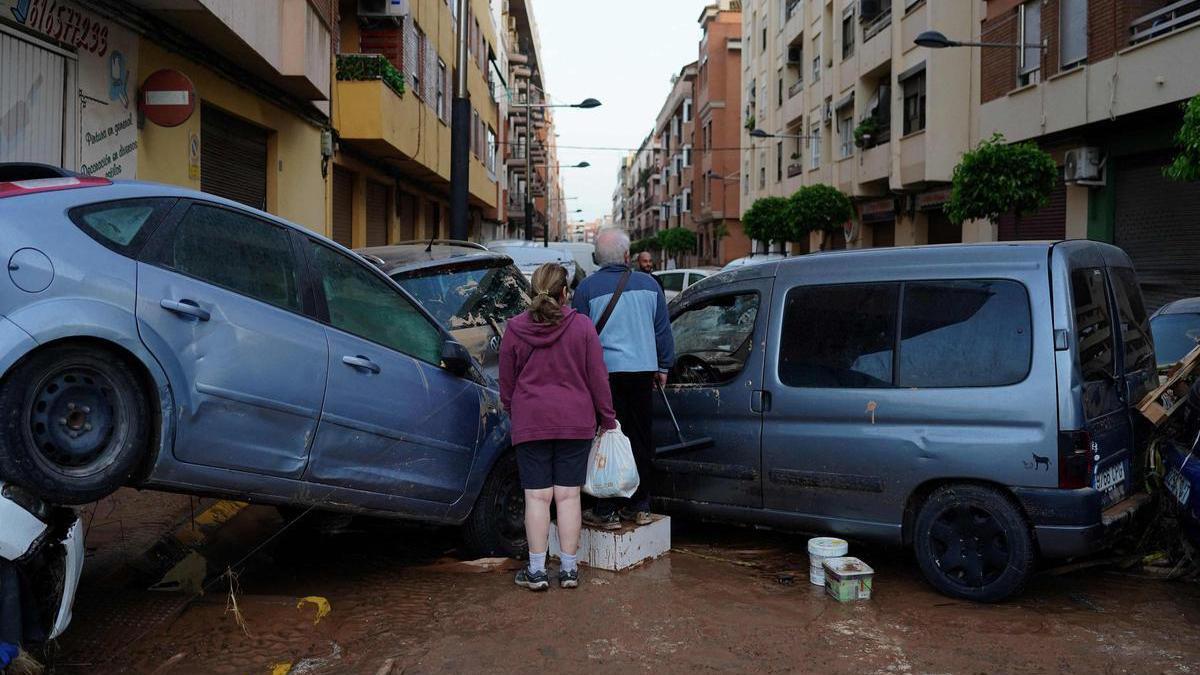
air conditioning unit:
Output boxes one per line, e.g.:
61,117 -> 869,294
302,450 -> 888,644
1064,147 -> 1104,184
822,101 -> 833,126
787,46 -> 802,64
358,0 -> 409,20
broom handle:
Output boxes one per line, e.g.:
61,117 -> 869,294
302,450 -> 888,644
658,382 -> 685,444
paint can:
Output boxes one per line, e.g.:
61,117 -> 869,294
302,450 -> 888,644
823,556 -> 874,602
807,537 -> 849,586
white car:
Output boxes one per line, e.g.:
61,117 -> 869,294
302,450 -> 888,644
721,253 -> 789,271
0,483 -> 85,642
487,240 -> 596,276
487,242 -> 580,286
654,268 -> 716,300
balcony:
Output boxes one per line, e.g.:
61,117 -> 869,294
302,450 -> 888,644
1130,0 -> 1200,44
787,163 -> 804,178
789,80 -> 805,98
783,84 -> 806,125
858,141 -> 890,186
783,0 -> 805,45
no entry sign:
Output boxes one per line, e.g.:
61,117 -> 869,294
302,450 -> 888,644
140,69 -> 196,127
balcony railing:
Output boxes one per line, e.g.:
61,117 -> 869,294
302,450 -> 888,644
785,0 -> 802,21
336,54 -> 406,97
863,8 -> 893,43
787,163 -> 804,178
1130,0 -> 1200,44
788,80 -> 805,98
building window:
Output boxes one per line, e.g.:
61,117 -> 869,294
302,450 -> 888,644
777,141 -> 784,182
487,126 -> 496,174
683,145 -> 693,167
471,109 -> 480,157
812,54 -> 821,82
842,8 -> 856,59
838,111 -> 854,158
436,59 -> 447,120
1060,0 -> 1087,68
413,26 -> 427,98
778,76 -> 784,107
809,124 -> 821,169
1018,0 -> 1041,86
902,71 -> 926,135
744,161 -> 750,194
762,25 -> 767,52
683,98 -> 693,123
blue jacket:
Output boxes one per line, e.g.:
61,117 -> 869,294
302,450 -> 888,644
572,264 -> 674,374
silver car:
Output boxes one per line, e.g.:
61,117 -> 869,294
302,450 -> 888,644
655,241 -> 1157,601
0,174 -> 523,557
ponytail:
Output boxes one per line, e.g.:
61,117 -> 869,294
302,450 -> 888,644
529,263 -> 569,325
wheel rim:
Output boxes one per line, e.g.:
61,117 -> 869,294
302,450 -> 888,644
27,364 -> 123,476
491,467 -> 527,553
928,504 -> 1011,588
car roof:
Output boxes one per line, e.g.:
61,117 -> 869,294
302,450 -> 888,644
1152,296 -> 1200,318
356,244 -> 514,275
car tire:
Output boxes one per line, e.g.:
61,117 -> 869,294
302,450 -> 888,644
0,345 -> 150,505
912,484 -> 1035,603
463,452 -> 526,558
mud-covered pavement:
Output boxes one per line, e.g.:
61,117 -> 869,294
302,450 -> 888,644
44,490 -> 1200,674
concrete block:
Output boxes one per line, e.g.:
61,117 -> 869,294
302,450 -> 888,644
548,515 -> 671,571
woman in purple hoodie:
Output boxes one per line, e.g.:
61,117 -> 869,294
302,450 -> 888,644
500,263 -> 618,591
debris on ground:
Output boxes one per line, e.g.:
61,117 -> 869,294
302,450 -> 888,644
296,596 -> 331,625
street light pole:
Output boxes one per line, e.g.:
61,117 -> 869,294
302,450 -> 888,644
524,97 -> 534,242
449,0 -> 471,241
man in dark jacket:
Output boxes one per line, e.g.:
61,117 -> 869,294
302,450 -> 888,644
572,228 -> 674,528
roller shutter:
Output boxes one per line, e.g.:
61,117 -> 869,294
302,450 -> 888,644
998,176 -> 1066,241
0,31 -> 70,165
365,180 -> 389,247
201,103 -> 268,210
331,166 -> 354,247
1114,150 -> 1200,311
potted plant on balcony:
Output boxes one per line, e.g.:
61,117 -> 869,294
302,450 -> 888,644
745,116 -> 757,132
853,116 -> 881,149
1167,94 -> 1200,182
790,184 -> 853,251
945,133 -> 1057,225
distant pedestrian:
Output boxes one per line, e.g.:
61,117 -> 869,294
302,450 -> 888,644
636,251 -> 656,274
500,263 -> 618,591
572,228 -> 674,529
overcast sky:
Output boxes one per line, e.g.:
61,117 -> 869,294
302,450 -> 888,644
532,0 -> 713,225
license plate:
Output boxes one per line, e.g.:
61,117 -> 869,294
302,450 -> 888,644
1095,461 -> 1128,506
1166,468 -> 1192,507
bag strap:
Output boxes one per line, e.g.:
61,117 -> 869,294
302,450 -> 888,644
594,268 -> 632,335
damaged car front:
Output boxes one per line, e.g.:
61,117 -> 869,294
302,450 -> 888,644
0,482 -> 84,653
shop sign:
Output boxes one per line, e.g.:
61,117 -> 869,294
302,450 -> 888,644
917,188 -> 953,211
859,198 -> 895,224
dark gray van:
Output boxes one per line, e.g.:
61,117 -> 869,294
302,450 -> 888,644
654,241 -> 1156,602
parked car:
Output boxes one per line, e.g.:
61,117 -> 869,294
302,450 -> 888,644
486,240 -> 582,287
721,253 -> 787,271
357,242 -> 530,378
552,241 -> 599,276
0,482 -> 83,643
654,268 -> 716,301
1149,297 -> 1200,371
653,241 -> 1156,602
0,174 -> 524,556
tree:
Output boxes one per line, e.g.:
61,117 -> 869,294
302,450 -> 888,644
1166,94 -> 1200,182
630,237 -> 661,255
741,196 -> 793,252
789,184 -> 853,242
657,227 -> 697,256
945,133 -> 1058,224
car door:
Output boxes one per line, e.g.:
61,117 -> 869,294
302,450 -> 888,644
135,201 -> 328,479
651,277 -> 772,508
302,238 -> 482,504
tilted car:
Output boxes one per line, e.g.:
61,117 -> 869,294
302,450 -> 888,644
1149,296 -> 1200,372
654,241 -> 1156,602
0,175 -> 525,556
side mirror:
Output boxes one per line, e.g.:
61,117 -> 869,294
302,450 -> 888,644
441,340 -> 473,377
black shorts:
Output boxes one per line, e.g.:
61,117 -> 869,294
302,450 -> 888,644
515,438 -> 591,490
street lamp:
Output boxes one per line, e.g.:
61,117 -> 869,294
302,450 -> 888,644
521,90 -> 602,246
750,128 -> 819,140
539,162 -> 591,169
913,29 -> 1046,50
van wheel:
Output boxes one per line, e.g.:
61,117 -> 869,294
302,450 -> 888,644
0,345 -> 150,505
463,452 -> 526,558
912,484 -> 1035,603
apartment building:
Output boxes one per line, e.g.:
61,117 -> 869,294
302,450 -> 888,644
981,0 -> 1200,308
742,0 -> 986,251
612,153 -> 634,226
695,1 -> 752,265
2,0 -> 334,232
655,61 -> 699,262
626,133 -> 664,242
501,0 -> 567,243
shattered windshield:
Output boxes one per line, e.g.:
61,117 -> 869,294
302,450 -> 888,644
393,262 -> 530,332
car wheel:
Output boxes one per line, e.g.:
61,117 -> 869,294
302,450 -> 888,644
0,345 -> 150,505
912,484 -> 1035,603
463,452 -> 526,558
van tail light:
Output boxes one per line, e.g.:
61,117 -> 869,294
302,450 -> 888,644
1058,430 -> 1094,489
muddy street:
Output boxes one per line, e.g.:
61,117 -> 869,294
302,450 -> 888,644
34,490 -> 1200,674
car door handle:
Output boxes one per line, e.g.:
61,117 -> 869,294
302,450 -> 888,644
160,298 -> 210,322
751,390 -> 772,413
342,355 -> 381,374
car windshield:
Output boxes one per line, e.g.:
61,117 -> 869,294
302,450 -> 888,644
392,261 -> 530,331
1150,313 -> 1200,367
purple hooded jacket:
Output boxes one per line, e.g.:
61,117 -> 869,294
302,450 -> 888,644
499,307 -> 618,447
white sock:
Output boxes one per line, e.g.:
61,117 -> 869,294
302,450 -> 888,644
560,552 -> 578,573
528,551 -> 547,574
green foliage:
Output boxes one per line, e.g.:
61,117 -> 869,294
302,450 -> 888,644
637,167 -> 653,189
336,54 -> 406,98
630,237 -> 661,255
741,196 -> 793,246
945,133 -> 1057,224
1166,95 -> 1200,182
713,222 -> 730,240
789,184 -> 853,238
657,227 -> 697,254
745,116 -> 757,131
853,116 -> 880,149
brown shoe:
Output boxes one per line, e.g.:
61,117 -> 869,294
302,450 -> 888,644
583,509 -> 621,530
619,508 -> 653,525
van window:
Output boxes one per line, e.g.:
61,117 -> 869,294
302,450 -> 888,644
671,293 -> 759,386
779,284 -> 898,388
1110,267 -> 1154,372
898,281 -> 1032,387
1071,268 -> 1115,382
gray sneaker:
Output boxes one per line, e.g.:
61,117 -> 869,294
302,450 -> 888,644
515,567 -> 550,591
583,509 -> 621,530
558,568 -> 579,589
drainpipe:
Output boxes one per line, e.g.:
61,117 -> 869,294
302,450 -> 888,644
449,0 -> 471,241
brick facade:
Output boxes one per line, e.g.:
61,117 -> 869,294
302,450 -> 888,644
981,11 -> 1018,103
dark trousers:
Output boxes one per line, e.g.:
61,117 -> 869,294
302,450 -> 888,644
595,371 -> 655,515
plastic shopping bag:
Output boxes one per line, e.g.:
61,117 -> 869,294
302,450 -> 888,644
583,423 -> 640,499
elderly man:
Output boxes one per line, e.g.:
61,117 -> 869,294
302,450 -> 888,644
572,228 -> 674,528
